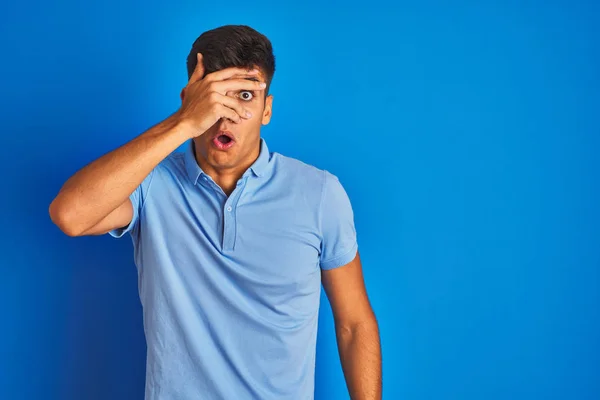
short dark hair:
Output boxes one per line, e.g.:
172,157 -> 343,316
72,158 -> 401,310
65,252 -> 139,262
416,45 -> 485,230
186,25 -> 276,99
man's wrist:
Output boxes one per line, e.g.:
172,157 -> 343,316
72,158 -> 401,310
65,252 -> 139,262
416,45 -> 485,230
169,112 -> 197,142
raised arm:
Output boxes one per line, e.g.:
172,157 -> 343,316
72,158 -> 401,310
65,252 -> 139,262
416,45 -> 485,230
48,115 -> 191,236
49,52 -> 266,237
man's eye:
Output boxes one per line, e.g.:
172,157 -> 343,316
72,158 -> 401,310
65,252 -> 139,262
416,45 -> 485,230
237,90 -> 254,101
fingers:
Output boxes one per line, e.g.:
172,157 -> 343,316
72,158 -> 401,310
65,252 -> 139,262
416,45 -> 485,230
211,78 -> 266,95
217,103 -> 245,124
213,92 -> 253,121
206,65 -> 260,83
188,53 -> 260,88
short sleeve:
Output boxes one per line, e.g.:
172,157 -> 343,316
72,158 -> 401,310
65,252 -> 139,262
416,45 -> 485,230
108,168 -> 156,239
318,170 -> 359,270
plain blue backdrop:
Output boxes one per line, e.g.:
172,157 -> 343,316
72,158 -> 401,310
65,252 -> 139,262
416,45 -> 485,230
1,1 -> 598,399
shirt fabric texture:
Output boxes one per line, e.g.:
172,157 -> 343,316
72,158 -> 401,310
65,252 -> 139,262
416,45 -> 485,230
109,137 -> 358,399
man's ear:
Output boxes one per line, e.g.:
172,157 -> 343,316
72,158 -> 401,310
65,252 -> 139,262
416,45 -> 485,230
261,94 -> 273,125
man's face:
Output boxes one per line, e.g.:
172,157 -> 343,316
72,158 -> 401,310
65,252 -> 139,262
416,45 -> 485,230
194,68 -> 273,173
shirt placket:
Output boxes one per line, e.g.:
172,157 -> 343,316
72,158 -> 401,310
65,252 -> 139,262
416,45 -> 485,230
202,174 -> 247,253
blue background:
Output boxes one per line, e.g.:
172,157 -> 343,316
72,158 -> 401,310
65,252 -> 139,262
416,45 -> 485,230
1,1 -> 598,399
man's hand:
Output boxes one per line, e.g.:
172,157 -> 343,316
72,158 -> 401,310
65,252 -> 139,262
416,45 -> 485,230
176,52 -> 267,139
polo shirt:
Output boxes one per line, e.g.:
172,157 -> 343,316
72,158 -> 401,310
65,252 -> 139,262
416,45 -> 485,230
109,136 -> 358,399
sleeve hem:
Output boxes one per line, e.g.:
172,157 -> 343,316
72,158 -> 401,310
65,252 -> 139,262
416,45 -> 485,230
108,194 -> 138,238
320,241 -> 358,270
106,167 -> 157,239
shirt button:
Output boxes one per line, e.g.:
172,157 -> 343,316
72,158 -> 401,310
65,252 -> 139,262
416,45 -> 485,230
227,206 -> 232,212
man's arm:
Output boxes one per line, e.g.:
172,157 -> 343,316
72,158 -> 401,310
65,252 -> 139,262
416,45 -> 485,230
49,113 -> 191,237
49,54 -> 265,238
321,250 -> 382,400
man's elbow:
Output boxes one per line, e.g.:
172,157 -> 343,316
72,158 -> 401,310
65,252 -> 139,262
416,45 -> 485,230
49,199 -> 83,237
337,313 -> 379,337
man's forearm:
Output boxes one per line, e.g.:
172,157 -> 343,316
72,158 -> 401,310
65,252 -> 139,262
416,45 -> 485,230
336,319 -> 382,400
49,112 -> 192,235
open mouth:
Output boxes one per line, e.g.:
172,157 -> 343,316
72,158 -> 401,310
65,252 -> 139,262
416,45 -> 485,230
217,135 -> 232,144
212,132 -> 236,150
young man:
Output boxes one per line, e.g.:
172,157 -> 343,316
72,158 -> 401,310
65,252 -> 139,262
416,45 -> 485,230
49,25 -> 381,400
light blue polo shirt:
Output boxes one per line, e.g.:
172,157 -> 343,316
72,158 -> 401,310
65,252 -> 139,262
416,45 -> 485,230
109,137 -> 358,399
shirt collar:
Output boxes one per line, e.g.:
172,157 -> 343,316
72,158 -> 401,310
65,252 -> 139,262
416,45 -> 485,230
184,137 -> 271,185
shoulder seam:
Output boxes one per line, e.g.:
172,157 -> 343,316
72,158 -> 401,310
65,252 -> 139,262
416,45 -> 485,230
317,169 -> 328,240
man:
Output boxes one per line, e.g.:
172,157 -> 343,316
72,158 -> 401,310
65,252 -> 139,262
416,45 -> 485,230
49,24 -> 381,400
